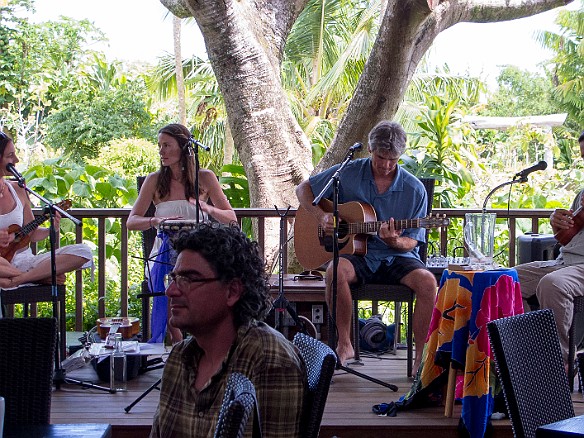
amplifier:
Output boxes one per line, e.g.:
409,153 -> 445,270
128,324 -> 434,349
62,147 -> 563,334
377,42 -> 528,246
517,233 -> 558,264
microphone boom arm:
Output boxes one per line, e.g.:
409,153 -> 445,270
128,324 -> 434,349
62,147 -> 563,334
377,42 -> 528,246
482,177 -> 522,213
483,161 -> 547,212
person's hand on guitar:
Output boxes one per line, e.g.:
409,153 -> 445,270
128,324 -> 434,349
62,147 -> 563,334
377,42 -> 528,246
53,211 -> 61,230
378,217 -> 418,252
0,227 -> 15,247
378,218 -> 400,245
318,211 -> 336,234
550,209 -> 574,234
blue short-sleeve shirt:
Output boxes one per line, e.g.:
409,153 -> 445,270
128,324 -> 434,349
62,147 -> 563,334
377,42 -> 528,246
308,158 -> 427,272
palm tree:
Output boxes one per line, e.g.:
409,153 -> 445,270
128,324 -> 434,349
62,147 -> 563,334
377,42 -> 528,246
173,15 -> 187,125
536,1 -> 584,127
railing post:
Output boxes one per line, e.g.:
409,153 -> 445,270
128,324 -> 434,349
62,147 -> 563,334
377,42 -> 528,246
121,217 -> 129,317
75,221 -> 84,331
98,217 -> 106,318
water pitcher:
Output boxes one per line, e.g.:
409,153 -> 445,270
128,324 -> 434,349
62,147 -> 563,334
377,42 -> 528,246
464,213 -> 496,270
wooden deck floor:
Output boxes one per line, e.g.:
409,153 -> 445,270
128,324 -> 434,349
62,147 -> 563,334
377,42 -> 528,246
49,346 -> 584,438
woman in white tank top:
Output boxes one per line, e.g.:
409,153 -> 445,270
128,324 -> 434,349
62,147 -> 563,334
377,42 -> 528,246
127,124 -> 236,343
0,132 -> 92,289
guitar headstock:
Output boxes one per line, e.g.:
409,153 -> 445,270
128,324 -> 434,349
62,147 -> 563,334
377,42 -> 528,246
420,214 -> 449,229
58,199 -> 73,210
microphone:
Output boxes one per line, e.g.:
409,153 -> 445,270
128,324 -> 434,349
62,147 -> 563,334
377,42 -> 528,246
189,137 -> 211,152
349,142 -> 363,152
6,163 -> 25,185
515,161 -> 547,180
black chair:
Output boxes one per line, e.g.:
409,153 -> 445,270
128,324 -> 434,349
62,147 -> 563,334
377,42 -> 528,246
523,240 -> 584,392
487,309 -> 575,438
350,177 -> 436,377
293,332 -> 336,438
569,296 -> 584,391
0,284 -> 66,359
0,317 -> 57,429
214,372 -> 261,438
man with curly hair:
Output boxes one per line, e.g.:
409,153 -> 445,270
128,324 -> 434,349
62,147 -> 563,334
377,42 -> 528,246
150,223 -> 307,438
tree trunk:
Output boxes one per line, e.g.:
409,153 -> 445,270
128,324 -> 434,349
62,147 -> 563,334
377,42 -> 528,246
160,0 -> 573,266
173,15 -> 187,126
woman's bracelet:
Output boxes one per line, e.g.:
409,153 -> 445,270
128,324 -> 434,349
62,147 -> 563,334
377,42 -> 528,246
149,217 -> 154,228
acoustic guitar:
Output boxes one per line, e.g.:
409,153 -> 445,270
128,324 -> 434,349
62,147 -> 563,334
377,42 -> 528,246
294,199 -> 449,270
554,207 -> 584,246
96,317 -> 140,340
0,199 -> 72,262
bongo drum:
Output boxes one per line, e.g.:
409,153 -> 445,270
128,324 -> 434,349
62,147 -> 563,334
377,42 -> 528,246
159,219 -> 199,233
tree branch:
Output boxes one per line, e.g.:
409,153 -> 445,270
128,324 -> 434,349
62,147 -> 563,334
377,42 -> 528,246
318,0 -> 573,172
460,0 -> 574,23
160,0 -> 192,18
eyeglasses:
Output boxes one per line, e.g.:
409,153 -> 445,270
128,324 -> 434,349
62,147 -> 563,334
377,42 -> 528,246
163,272 -> 220,291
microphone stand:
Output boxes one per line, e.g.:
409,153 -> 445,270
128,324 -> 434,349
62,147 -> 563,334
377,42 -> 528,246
188,137 -> 209,226
12,177 -> 110,392
313,147 -> 398,391
481,175 -> 524,213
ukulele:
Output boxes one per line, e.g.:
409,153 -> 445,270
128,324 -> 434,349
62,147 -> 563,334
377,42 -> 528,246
554,207 -> 584,246
96,317 -> 140,340
0,199 -> 72,262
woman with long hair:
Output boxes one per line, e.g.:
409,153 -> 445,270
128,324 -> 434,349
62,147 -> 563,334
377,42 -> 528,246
128,123 -> 236,343
0,131 -> 93,289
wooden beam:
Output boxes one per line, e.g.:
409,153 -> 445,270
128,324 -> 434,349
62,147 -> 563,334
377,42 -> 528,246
463,113 -> 568,130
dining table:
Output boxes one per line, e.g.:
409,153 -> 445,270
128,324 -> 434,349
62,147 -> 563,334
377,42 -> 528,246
536,414 -> 584,437
394,268 -> 524,437
4,423 -> 112,438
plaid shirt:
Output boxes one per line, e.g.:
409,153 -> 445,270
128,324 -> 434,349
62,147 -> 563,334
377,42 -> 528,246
150,321 -> 306,438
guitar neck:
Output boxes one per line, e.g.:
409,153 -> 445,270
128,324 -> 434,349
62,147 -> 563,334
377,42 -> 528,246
17,213 -> 48,239
345,218 -> 424,234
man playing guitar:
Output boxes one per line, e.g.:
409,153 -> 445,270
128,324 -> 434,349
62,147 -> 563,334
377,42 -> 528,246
515,130 -> 584,371
295,120 -> 437,372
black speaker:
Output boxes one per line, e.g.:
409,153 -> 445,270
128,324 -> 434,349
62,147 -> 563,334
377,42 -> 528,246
517,233 -> 558,264
91,355 -> 142,382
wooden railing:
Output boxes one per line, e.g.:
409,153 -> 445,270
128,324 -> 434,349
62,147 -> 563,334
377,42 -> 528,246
18,207 -> 554,331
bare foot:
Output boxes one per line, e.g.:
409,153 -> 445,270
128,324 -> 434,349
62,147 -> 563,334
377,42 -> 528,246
336,342 -> 355,364
413,346 -> 424,375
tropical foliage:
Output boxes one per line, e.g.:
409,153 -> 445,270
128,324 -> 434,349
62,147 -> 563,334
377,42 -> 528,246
44,56 -> 154,160
536,0 -> 584,129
